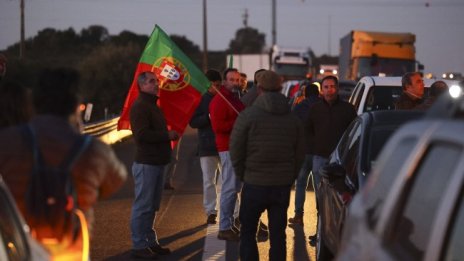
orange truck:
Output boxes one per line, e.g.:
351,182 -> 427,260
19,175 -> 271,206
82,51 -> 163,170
339,30 -> 423,81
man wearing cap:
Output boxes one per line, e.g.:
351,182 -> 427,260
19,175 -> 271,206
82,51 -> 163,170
230,70 -> 305,260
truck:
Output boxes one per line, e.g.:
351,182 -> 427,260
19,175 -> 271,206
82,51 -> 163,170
226,54 -> 270,79
339,30 -> 422,81
271,45 -> 313,81
227,45 -> 313,83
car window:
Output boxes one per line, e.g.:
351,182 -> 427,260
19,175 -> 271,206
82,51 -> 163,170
350,83 -> 365,112
386,142 -> 462,261
343,124 -> 361,189
0,188 -> 30,261
364,127 -> 396,174
335,119 -> 360,162
363,136 -> 418,229
443,188 -> 464,261
364,86 -> 403,112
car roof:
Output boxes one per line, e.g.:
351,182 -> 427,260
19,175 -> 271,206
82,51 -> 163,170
362,110 -> 424,126
359,76 -> 459,88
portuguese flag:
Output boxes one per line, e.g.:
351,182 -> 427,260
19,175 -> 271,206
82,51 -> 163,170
118,25 -> 210,137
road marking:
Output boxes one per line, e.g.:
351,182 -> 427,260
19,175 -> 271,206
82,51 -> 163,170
202,222 -> 226,261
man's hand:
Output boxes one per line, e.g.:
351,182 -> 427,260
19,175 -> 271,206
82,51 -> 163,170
168,130 -> 179,141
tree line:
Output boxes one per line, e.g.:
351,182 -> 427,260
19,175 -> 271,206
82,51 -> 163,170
2,25 -> 334,121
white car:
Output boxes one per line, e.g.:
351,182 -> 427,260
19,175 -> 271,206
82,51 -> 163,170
337,93 -> 464,261
348,76 -> 459,115
0,176 -> 49,261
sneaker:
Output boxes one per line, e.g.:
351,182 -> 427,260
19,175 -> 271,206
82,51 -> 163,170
288,215 -> 304,226
206,214 -> 217,224
217,229 -> 240,241
131,247 -> 158,259
149,244 -> 171,255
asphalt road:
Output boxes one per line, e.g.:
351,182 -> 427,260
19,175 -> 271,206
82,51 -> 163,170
91,126 -> 317,260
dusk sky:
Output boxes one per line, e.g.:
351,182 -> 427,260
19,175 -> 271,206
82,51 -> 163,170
1,0 -> 463,76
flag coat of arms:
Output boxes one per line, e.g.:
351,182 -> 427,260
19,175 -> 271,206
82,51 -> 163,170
118,25 -> 210,137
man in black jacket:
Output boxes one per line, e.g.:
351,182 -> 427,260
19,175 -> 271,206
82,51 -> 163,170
129,71 -> 179,259
189,69 -> 222,225
230,70 -> 305,260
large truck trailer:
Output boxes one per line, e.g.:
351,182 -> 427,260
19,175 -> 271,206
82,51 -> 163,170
339,30 -> 421,81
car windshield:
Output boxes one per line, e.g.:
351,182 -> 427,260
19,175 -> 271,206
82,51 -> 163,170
358,58 -> 415,77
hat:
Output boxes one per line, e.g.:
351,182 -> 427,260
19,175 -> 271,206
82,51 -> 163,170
257,70 -> 281,91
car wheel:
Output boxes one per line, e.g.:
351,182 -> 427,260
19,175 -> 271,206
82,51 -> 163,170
316,214 -> 333,261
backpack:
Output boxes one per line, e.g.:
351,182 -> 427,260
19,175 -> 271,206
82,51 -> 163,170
22,124 -> 92,243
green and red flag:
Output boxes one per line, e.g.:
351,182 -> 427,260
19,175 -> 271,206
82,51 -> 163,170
118,25 -> 210,137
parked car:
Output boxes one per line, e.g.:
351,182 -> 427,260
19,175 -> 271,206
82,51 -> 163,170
0,176 -> 49,261
315,110 -> 423,260
348,76 -> 459,115
337,93 -> 464,261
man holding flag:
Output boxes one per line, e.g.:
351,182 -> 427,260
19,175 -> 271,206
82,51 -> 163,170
130,71 -> 179,259
118,25 -> 210,258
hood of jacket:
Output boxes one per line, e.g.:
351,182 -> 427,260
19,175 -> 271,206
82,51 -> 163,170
253,92 -> 289,115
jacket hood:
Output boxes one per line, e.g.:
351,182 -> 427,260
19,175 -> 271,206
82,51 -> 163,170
254,92 -> 289,115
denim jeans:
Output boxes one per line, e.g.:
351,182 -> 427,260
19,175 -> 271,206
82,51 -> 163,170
239,183 -> 291,261
312,155 -> 328,200
294,154 -> 313,215
200,155 -> 221,215
218,151 -> 242,231
130,163 -> 165,249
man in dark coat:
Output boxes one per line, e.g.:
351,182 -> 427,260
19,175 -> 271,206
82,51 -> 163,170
230,70 -> 305,260
129,71 -> 179,259
395,72 -> 425,110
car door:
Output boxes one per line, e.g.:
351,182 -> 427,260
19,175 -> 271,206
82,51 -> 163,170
381,141 -> 463,260
322,118 -> 362,252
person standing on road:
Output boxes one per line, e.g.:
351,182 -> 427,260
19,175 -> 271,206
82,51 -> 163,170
288,82 -> 321,226
230,70 -> 305,260
189,69 -> 222,225
306,75 -> 356,243
395,72 -> 425,110
0,68 -> 128,259
241,69 -> 266,107
209,68 -> 245,241
129,71 -> 179,259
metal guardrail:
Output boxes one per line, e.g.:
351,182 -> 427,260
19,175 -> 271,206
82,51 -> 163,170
83,116 -> 132,145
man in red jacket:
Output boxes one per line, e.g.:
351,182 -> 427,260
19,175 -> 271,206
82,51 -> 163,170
209,68 -> 245,241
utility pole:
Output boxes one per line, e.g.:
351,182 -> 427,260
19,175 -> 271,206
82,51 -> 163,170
328,14 -> 331,56
242,8 -> 249,28
202,0 -> 208,71
272,0 -> 276,47
20,0 -> 25,59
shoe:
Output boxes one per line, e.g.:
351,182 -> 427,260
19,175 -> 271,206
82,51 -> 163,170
149,244 -> 171,255
217,229 -> 240,241
164,183 -> 174,190
206,214 -> 217,224
288,215 -> 304,226
131,247 -> 158,259
309,233 -> 317,247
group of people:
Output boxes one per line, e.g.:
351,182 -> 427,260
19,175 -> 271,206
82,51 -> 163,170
0,49 -> 454,260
